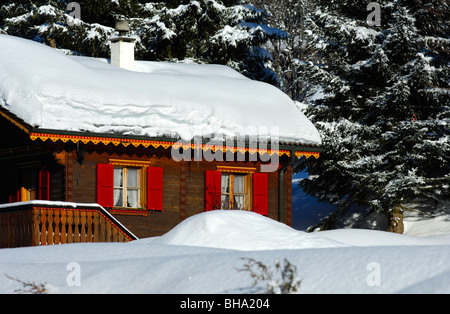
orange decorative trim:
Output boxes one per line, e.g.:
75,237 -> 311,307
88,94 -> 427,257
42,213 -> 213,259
30,132 -> 320,159
110,209 -> 148,216
109,158 -> 152,167
217,166 -> 256,174
29,132 -> 173,149
295,151 -> 320,159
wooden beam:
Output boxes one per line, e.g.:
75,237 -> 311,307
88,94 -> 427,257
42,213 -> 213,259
65,151 -> 74,202
180,160 -> 186,221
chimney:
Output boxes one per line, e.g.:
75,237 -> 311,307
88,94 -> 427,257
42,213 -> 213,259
110,20 -> 136,71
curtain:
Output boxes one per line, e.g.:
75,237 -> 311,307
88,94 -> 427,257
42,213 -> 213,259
127,190 -> 139,208
114,168 -> 123,207
234,175 -> 244,193
221,174 -> 230,193
221,174 -> 230,209
127,168 -> 138,187
114,189 -> 123,207
114,168 -> 123,186
233,175 -> 244,209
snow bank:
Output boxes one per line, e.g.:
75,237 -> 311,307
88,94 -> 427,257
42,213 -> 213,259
0,35 -> 321,145
1,210 -> 449,294
152,210 -> 347,250
404,212 -> 450,237
317,228 -> 450,246
152,209 -> 450,249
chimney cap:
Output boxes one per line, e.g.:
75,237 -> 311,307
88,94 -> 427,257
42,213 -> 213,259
115,20 -> 130,36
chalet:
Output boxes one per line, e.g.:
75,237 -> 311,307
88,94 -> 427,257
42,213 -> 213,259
0,28 -> 322,245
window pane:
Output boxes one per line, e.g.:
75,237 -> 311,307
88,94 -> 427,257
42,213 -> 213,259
127,189 -> 139,208
114,188 -> 123,207
234,175 -> 244,193
221,195 -> 230,209
114,168 -> 123,187
127,168 -> 138,187
221,174 -> 230,193
234,195 -> 245,209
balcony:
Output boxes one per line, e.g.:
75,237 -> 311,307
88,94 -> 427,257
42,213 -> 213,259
0,201 -> 137,248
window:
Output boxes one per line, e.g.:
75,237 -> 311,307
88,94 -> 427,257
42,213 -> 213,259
8,167 -> 49,203
113,167 -> 141,208
221,173 -> 248,210
205,169 -> 267,215
20,168 -> 38,202
97,163 -> 163,211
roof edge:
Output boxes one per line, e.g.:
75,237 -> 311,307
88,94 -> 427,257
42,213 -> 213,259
30,128 -> 322,158
0,107 -> 32,134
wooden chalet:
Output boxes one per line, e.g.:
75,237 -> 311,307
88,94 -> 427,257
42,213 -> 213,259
0,32 -> 322,246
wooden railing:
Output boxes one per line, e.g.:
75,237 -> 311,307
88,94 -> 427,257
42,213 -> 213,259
0,201 -> 138,248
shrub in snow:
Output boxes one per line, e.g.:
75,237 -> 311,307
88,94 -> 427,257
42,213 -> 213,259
4,274 -> 48,294
237,257 -> 301,294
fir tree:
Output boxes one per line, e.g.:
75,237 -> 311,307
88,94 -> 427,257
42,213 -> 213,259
296,0 -> 450,231
250,0 -> 315,100
0,0 -> 116,57
0,0 -> 285,84
135,0 -> 286,84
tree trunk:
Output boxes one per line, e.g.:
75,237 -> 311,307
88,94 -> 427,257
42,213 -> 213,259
387,205 -> 404,234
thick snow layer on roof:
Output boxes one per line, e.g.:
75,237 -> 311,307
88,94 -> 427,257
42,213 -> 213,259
0,35 -> 321,145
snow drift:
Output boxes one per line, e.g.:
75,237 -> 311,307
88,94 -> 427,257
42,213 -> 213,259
1,210 -> 450,294
153,210 -> 347,250
0,34 -> 321,145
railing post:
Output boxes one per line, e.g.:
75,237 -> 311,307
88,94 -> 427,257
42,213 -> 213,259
87,211 -> 93,242
40,209 -> 47,245
93,211 -> 100,242
33,208 -> 40,246
60,209 -> 67,244
67,210 -> 74,244
54,209 -> 61,244
47,209 -> 54,245
73,210 -> 80,243
80,211 -> 87,242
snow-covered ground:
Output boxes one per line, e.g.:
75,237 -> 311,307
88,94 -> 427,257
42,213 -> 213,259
1,209 -> 449,294
292,171 -> 450,237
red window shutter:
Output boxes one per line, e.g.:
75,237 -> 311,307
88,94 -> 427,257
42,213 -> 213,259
147,167 -> 163,211
38,168 -> 50,200
9,172 -> 19,203
253,173 -> 268,215
205,170 -> 221,211
9,190 -> 20,203
96,163 -> 114,208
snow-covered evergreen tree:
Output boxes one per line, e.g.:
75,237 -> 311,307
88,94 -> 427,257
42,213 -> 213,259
296,0 -> 450,231
0,0 -> 285,84
250,0 -> 314,100
134,0 -> 286,84
0,0 -> 116,56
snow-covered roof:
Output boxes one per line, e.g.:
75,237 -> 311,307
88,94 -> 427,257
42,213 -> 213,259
0,34 -> 321,146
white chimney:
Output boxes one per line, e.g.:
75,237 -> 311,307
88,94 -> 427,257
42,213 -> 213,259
110,20 -> 136,71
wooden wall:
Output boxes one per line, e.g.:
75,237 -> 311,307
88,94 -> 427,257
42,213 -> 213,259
0,114 -> 294,239
62,147 -> 292,239
0,115 -> 65,204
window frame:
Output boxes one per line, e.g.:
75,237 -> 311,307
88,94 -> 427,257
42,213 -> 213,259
113,166 -> 143,209
97,161 -> 163,214
220,173 -> 251,210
